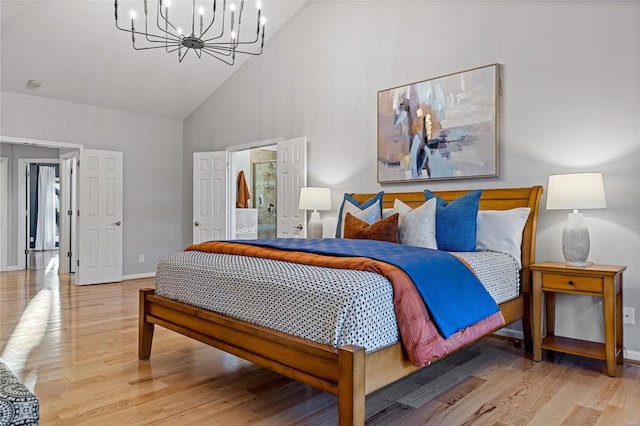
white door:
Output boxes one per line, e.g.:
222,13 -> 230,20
76,149 -> 123,285
193,151 -> 228,244
277,137 -> 307,238
58,152 -> 77,274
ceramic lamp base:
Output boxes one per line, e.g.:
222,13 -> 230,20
307,211 -> 323,239
562,212 -> 590,267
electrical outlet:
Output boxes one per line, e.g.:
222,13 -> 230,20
138,255 -> 144,263
623,307 -> 635,325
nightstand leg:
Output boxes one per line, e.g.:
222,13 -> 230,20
603,276 -> 616,377
532,270 -> 542,362
545,292 -> 556,337
545,292 -> 556,362
616,275 -> 624,365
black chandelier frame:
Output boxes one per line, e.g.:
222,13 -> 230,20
114,0 -> 266,65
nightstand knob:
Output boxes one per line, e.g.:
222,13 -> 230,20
568,280 -> 574,285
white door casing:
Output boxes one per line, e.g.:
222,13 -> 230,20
17,158 -> 60,270
76,149 -> 123,285
193,151 -> 228,244
277,137 -> 307,238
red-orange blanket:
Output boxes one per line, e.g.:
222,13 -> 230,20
186,241 -> 505,367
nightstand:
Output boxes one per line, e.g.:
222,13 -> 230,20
531,261 -> 626,377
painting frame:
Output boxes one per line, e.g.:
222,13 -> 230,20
377,63 -> 500,183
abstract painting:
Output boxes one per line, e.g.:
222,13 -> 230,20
377,64 -> 499,183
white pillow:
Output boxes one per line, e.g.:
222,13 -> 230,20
339,200 -> 381,237
476,207 -> 531,268
393,198 -> 437,249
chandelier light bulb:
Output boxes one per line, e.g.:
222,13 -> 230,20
231,30 -> 237,39
256,1 -> 262,9
198,6 -> 204,15
130,10 -> 137,19
177,27 -> 183,35
260,16 -> 266,25
230,3 -> 236,12
165,0 -> 171,7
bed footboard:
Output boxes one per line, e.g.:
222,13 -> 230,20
138,288 -> 366,425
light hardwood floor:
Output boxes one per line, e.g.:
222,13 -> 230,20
1,254 -> 640,425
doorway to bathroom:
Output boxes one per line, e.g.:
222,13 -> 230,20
234,145 -> 278,239
192,136 -> 307,244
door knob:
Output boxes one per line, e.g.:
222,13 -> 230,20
115,221 -> 121,226
294,224 -> 303,230
194,221 -> 200,227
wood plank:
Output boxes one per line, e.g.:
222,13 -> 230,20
560,405 -> 602,426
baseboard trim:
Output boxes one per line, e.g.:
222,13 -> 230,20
3,266 -> 21,272
123,272 -> 156,281
493,328 -> 524,340
625,349 -> 640,362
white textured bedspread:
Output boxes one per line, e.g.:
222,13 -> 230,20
156,250 -> 399,352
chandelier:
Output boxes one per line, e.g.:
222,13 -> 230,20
114,0 -> 266,65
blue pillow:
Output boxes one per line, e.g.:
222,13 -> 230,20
335,192 -> 384,238
424,189 -> 482,252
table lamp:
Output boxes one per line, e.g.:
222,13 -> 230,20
546,173 -> 607,266
299,187 -> 332,238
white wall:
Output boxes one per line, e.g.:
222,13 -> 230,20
1,91 -> 184,277
183,2 -> 640,355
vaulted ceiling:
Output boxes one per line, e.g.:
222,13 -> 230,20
1,1 -> 305,121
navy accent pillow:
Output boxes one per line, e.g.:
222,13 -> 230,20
424,189 -> 482,252
335,192 -> 384,238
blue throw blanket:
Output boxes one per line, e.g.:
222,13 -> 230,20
230,238 -> 499,338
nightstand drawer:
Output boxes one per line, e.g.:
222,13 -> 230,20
541,273 -> 603,293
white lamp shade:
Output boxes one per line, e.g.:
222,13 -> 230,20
299,187 -> 332,211
546,173 -> 607,210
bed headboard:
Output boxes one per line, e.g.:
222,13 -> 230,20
351,186 -> 543,294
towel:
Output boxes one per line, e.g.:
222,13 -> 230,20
236,170 -> 251,208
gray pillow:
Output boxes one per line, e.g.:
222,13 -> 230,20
393,198 -> 437,249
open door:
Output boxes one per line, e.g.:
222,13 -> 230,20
76,149 -> 123,285
277,137 -> 307,238
195,138 -> 306,242
58,151 -> 77,274
193,151 -> 228,244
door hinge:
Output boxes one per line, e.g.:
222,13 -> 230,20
68,210 -> 73,216
67,252 -> 72,258
77,210 -> 80,217
77,260 -> 80,267
25,249 -> 30,255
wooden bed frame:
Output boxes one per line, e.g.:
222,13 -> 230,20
139,186 -> 543,425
